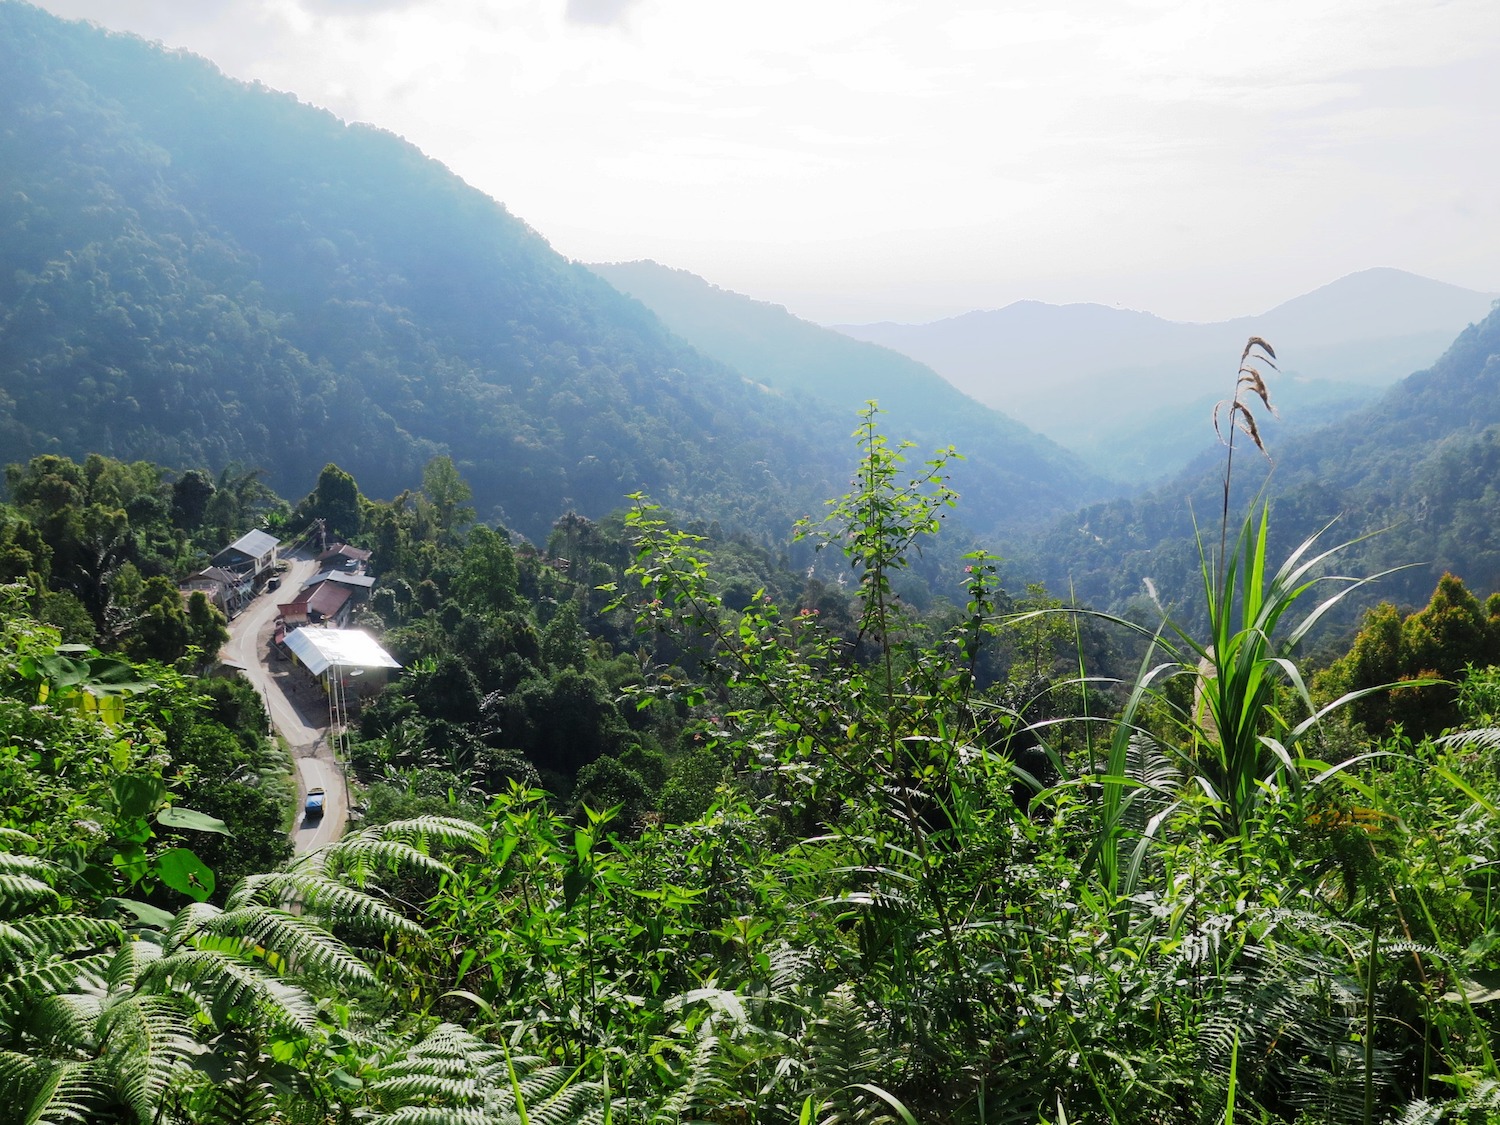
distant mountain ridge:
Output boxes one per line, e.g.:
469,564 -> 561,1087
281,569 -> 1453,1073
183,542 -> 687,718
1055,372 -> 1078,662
0,2 -> 1110,547
1028,301 -> 1500,627
837,269 -> 1498,483
589,260 -> 1111,534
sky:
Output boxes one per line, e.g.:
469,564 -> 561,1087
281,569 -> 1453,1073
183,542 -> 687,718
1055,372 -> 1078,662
26,0 -> 1500,325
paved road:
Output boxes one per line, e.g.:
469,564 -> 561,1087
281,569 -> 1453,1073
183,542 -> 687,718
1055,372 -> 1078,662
292,755 -> 346,852
220,550 -> 350,854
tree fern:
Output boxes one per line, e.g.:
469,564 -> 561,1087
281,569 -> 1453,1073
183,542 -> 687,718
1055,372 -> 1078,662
227,869 -> 425,940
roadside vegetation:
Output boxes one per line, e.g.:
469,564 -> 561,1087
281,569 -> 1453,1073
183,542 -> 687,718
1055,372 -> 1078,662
7,359 -> 1500,1121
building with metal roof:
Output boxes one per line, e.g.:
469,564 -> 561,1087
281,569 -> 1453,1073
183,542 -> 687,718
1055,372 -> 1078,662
212,529 -> 280,580
282,627 -> 401,678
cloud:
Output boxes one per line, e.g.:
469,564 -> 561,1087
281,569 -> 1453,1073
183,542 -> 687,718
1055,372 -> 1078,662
299,0 -> 430,12
565,0 -> 641,28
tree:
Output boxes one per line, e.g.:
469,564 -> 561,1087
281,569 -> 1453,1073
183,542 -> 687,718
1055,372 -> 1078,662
453,524 -> 519,613
541,597 -> 588,671
299,463 -> 364,541
421,455 -> 474,538
1318,573 -> 1500,736
184,591 -> 229,666
123,576 -> 190,664
169,468 -> 216,531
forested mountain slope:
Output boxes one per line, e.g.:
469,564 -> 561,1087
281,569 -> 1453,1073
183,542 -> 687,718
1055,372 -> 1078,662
0,2 -> 824,540
590,260 -> 1111,532
0,3 -> 1105,545
1030,305 -> 1500,623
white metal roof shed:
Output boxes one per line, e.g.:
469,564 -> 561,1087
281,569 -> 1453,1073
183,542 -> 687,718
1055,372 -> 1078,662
283,627 -> 401,677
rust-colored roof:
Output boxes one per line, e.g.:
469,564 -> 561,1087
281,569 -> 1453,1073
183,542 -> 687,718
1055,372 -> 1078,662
304,581 -> 353,620
278,600 -> 310,625
319,543 -> 372,563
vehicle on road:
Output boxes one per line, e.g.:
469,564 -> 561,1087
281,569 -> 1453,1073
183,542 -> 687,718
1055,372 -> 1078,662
267,576 -> 281,591
305,787 -> 326,820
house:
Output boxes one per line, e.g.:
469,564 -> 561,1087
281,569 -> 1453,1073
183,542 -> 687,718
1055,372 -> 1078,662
180,565 -> 253,617
318,543 -> 372,572
212,529 -> 280,583
305,570 -> 377,592
277,599 -> 311,629
302,580 -> 355,626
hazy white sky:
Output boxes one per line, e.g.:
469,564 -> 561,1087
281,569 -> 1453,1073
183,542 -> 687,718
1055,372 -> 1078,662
28,0 -> 1500,323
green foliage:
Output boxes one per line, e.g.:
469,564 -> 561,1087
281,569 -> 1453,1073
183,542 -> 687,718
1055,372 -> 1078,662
298,464 -> 365,541
8,368 -> 1500,1122
1317,573 -> 1500,737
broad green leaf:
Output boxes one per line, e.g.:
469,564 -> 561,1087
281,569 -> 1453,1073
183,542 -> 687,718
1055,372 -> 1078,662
154,847 -> 215,901
103,896 -> 175,929
156,806 -> 231,835
112,773 -> 167,820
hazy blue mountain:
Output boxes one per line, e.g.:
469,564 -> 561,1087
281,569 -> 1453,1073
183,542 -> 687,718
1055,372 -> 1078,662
0,3 -> 1113,547
836,269 -> 1497,482
590,260 -> 1112,532
1027,303 -> 1500,628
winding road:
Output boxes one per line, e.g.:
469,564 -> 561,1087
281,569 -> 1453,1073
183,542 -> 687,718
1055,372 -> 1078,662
221,549 -> 350,854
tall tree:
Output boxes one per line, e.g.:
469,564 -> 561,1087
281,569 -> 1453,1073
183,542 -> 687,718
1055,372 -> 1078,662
299,463 -> 364,541
421,455 -> 474,538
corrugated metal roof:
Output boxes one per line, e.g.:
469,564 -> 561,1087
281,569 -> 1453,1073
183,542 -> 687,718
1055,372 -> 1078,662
305,581 -> 352,619
228,529 -> 280,557
307,570 -> 376,589
283,628 -> 401,677
320,543 -> 372,562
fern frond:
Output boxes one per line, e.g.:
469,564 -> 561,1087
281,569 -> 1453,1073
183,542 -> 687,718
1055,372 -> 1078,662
227,872 -> 425,939
0,853 -> 60,881
0,915 -> 122,967
141,949 -> 318,1034
1436,727 -> 1500,753
0,951 -> 112,1013
367,1108 -> 490,1125
319,837 -> 456,884
98,992 -> 202,1122
105,936 -> 164,992
649,1023 -> 729,1123
0,827 -> 38,849
364,1024 -> 623,1124
28,992 -> 103,1056
206,907 -> 380,989
0,1046 -> 43,1090
163,901 -> 225,950
361,816 -> 488,852
1390,1098 -> 1445,1125
16,1058 -> 105,1125
0,873 -> 61,916
801,985 -> 899,1125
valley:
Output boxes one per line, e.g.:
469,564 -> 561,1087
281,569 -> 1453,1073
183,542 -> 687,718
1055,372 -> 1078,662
4,4 -> 1500,1124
